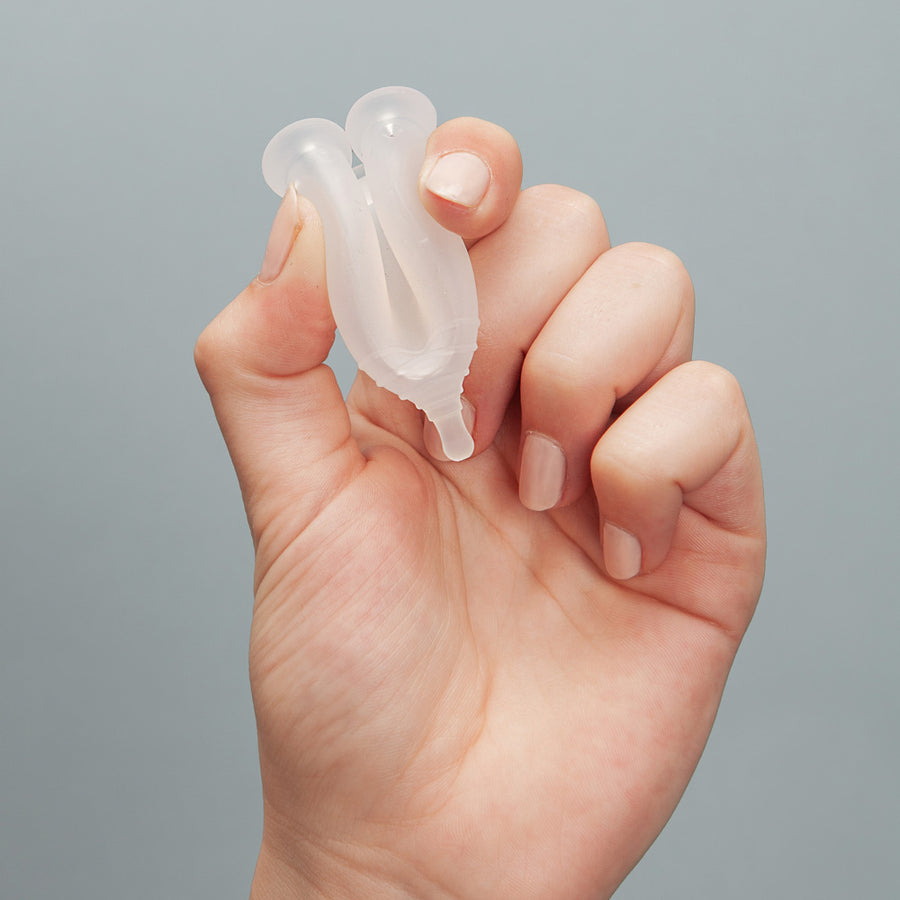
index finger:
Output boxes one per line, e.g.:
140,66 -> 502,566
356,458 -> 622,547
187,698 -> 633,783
418,117 -> 523,244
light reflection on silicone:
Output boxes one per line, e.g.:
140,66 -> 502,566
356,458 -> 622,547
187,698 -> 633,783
261,87 -> 479,462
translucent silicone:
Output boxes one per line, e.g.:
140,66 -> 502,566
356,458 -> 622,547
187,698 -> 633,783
261,87 -> 479,461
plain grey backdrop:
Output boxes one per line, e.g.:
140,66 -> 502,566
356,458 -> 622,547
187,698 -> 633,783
1,0 -> 897,896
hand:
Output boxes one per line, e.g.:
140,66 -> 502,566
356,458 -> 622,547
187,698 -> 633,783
195,117 -> 765,900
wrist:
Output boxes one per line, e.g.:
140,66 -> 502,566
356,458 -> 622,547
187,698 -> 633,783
250,822 -> 421,900
250,842 -> 318,900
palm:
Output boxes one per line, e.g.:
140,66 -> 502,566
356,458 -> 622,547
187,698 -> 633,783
248,383 -> 756,897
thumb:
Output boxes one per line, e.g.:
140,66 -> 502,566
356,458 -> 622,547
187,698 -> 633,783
195,187 -> 362,538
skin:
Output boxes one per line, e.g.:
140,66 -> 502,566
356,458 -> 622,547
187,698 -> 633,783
195,117 -> 766,899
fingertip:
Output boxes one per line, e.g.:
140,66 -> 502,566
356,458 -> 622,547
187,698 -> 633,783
254,192 -> 323,287
602,522 -> 643,581
248,193 -> 335,376
418,117 -> 522,242
421,150 -> 492,210
591,434 -> 684,580
257,184 -> 302,285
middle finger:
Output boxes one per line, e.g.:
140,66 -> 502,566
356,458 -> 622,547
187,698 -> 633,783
518,242 -> 696,511
458,184 -> 611,456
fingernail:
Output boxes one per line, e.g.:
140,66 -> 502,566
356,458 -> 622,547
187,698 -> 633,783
422,152 -> 491,208
603,523 -> 642,581
519,433 -> 566,511
424,397 -> 476,462
258,184 -> 301,284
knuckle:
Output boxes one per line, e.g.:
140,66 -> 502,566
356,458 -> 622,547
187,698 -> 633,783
193,327 -> 213,381
519,184 -> 608,245
193,318 -> 228,388
688,360 -> 745,411
521,345 -> 580,395
520,344 -> 614,423
615,242 -> 693,299
589,433 -> 631,489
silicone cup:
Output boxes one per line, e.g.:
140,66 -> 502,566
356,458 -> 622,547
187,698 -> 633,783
261,87 -> 479,461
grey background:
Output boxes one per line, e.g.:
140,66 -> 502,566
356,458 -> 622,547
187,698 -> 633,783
1,0 -> 897,896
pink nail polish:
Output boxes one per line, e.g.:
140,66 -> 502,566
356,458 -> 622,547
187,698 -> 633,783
258,184 -> 301,284
422,152 -> 491,208
519,433 -> 566,511
603,522 -> 642,580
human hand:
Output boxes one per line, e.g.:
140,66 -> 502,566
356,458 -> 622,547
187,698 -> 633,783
195,117 -> 765,899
